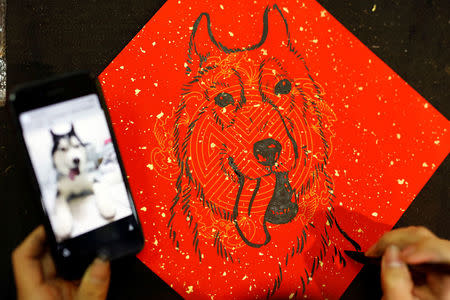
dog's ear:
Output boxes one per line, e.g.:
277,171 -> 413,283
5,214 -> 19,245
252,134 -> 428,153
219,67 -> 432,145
186,13 -> 218,75
263,5 -> 292,50
50,129 -> 58,141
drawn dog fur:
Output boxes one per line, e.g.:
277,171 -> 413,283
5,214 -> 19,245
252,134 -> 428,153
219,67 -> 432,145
50,124 -> 115,239
167,5 -> 361,297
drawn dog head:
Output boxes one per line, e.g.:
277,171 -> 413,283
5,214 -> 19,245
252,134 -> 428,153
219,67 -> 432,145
167,4 -> 360,296
51,124 -> 87,180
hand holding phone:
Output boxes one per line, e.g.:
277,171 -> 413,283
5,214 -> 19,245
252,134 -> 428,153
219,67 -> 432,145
12,226 -> 110,300
9,72 -> 144,279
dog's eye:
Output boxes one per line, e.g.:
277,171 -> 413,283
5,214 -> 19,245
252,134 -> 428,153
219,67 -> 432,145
214,92 -> 234,108
60,147 -> 68,152
274,79 -> 292,95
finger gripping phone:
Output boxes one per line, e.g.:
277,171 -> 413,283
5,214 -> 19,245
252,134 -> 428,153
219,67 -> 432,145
9,72 -> 144,279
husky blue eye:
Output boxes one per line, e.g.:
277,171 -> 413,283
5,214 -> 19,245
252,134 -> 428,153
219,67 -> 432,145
214,92 -> 234,108
274,79 -> 292,95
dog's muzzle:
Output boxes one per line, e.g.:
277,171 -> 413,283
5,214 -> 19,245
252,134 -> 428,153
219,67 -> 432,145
253,139 -> 298,224
253,138 -> 282,167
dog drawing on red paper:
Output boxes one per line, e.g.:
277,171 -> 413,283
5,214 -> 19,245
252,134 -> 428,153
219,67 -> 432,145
167,4 -> 361,297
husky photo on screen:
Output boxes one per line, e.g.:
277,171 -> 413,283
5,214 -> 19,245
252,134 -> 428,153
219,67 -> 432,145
19,94 -> 133,243
50,124 -> 116,240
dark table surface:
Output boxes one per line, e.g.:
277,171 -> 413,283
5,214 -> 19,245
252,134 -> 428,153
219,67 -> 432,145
1,0 -> 449,299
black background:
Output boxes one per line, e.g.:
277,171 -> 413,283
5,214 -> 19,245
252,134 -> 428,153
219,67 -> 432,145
1,0 -> 449,299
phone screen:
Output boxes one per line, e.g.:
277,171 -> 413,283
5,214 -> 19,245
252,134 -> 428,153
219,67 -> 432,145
19,93 -> 134,244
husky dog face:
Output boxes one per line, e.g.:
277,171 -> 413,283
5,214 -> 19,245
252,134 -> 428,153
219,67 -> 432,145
51,124 -> 87,180
164,4 -> 360,297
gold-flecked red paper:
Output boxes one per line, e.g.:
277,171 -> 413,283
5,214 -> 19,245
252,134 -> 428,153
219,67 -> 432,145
100,1 -> 450,298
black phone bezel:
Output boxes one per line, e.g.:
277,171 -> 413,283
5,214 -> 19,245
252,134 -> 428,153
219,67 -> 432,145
8,71 -> 145,279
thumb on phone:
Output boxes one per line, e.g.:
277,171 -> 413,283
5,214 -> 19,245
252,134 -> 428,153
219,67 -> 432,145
381,245 -> 414,300
76,257 -> 111,300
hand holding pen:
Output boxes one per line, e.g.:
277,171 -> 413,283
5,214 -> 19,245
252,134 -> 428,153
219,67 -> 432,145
365,226 -> 450,300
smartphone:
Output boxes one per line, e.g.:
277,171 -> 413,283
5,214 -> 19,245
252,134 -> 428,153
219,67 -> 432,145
9,72 -> 144,279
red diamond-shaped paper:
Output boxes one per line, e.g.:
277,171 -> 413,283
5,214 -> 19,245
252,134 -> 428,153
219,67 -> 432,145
100,0 -> 449,298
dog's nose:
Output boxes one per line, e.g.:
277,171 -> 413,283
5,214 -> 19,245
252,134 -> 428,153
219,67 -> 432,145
73,158 -> 80,165
253,138 -> 282,166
